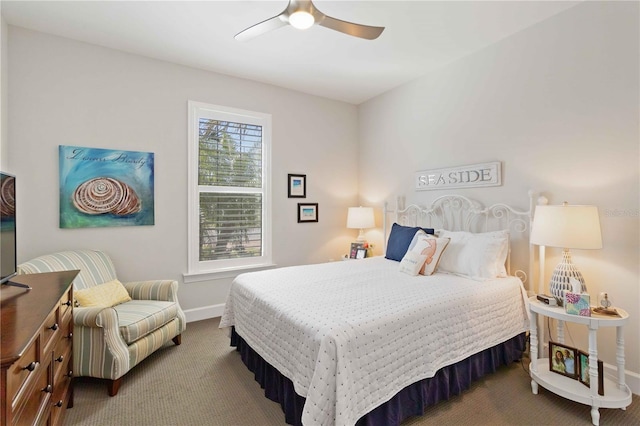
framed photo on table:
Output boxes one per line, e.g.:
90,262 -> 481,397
297,203 -> 318,223
578,350 -> 604,395
288,174 -> 306,198
349,242 -> 365,259
549,342 -> 578,379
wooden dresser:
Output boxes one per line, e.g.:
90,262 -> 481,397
1,270 -> 79,426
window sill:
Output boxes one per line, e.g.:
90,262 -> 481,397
183,263 -> 277,284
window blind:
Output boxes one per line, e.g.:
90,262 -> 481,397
198,118 -> 263,261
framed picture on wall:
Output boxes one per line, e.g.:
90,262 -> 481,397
297,203 -> 318,223
288,174 -> 306,198
59,145 -> 155,228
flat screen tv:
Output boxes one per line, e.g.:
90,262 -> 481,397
1,172 -> 21,287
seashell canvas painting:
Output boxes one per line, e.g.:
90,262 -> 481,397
59,145 -> 154,228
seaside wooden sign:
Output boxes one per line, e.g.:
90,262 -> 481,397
415,161 -> 501,191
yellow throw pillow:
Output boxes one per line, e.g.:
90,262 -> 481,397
75,279 -> 132,308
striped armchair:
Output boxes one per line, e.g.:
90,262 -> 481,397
18,250 -> 186,396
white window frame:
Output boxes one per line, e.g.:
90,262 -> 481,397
186,101 -> 272,282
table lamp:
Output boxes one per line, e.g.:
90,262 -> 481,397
530,202 -> 602,305
347,206 -> 375,243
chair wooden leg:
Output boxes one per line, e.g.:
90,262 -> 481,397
108,377 -> 123,396
172,334 -> 182,346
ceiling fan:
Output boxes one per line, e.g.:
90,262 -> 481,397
235,0 -> 385,42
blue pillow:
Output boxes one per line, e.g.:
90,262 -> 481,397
385,223 -> 435,262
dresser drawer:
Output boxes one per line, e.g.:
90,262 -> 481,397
11,360 -> 51,426
50,354 -> 73,426
52,331 -> 72,383
59,287 -> 73,319
6,337 -> 41,409
42,306 -> 61,354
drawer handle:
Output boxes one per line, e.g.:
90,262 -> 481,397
54,400 -> 63,408
66,370 -> 73,378
62,300 -> 72,307
55,355 -> 64,363
23,361 -> 38,372
49,323 -> 59,331
42,385 -> 53,393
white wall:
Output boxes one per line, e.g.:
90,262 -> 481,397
7,27 -> 359,319
0,12 -> 7,170
359,2 -> 639,380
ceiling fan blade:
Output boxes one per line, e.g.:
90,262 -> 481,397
317,15 -> 384,40
235,15 -> 288,42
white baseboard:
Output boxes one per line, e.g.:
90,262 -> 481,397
604,363 -> 640,396
184,303 -> 224,323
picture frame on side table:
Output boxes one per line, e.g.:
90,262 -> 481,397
288,174 -> 306,198
578,350 -> 604,395
549,342 -> 578,379
297,203 -> 318,223
349,242 -> 365,259
356,248 -> 367,259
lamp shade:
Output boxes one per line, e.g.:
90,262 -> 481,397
347,207 -> 375,229
530,204 -> 602,249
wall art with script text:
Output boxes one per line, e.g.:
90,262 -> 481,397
59,145 -> 155,228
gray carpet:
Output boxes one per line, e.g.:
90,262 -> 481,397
65,318 -> 639,425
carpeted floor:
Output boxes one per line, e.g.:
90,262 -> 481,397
65,318 -> 639,425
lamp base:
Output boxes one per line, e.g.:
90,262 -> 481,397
549,250 -> 587,306
355,229 -> 366,243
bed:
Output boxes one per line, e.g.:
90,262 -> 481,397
219,193 -> 537,426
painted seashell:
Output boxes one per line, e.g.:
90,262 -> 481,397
0,175 -> 15,217
72,177 -> 141,216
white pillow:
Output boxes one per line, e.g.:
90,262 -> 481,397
398,251 -> 428,276
399,230 -> 451,276
437,229 -> 509,280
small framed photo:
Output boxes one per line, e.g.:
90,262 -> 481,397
297,203 -> 318,223
288,174 -> 306,198
578,350 -> 604,395
549,342 -> 578,379
356,248 -> 367,259
349,242 -> 364,259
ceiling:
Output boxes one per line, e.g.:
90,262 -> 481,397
1,1 -> 580,105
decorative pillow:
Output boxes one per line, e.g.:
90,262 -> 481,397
385,223 -> 435,261
403,230 -> 451,276
436,229 -> 509,280
74,279 -> 132,308
398,251 -> 429,276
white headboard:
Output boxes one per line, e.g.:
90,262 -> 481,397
383,192 -> 541,291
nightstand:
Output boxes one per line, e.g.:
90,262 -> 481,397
528,296 -> 631,425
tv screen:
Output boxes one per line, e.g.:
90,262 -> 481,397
1,172 -> 17,284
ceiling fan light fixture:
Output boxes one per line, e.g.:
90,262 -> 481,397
235,0 -> 385,41
289,11 -> 315,30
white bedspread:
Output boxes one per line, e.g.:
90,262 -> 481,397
219,257 -> 529,426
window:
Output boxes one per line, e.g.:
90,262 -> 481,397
187,101 -> 272,278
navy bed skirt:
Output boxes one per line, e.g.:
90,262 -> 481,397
230,328 -> 526,426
